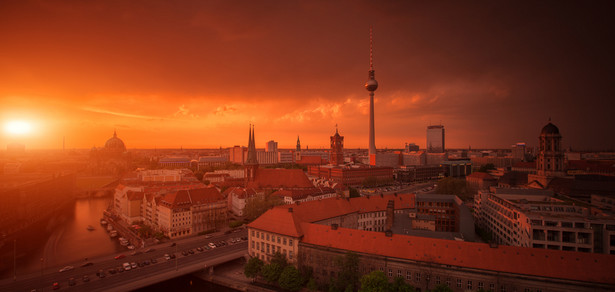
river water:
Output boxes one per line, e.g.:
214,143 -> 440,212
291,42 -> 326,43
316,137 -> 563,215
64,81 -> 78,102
1,196 -> 123,279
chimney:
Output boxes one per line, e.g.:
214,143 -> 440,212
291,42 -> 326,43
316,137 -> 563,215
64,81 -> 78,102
331,224 -> 338,230
288,207 -> 293,213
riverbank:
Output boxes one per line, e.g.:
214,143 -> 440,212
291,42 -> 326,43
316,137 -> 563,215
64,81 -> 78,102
196,259 -> 279,292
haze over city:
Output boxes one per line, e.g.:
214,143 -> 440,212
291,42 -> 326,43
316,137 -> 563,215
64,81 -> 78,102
1,1 -> 614,150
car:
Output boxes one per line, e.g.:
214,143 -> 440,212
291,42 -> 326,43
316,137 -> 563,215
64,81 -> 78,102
204,235 -> 212,239
108,268 -> 117,274
164,254 -> 171,260
131,262 -> 137,269
145,248 -> 155,253
127,245 -> 135,250
181,251 -> 188,256
52,282 -> 60,290
196,247 -> 203,252
188,249 -> 194,254
170,242 -> 176,247
170,254 -> 176,259
143,259 -> 150,265
123,262 -> 131,271
96,270 -> 106,278
59,266 -> 74,272
115,254 -> 126,260
131,251 -> 142,256
82,275 -> 90,282
208,242 -> 216,249
68,277 -> 76,286
80,262 -> 94,267
151,258 -> 158,264
117,266 -> 124,273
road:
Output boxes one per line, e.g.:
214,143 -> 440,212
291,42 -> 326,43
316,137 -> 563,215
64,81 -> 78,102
0,229 -> 248,292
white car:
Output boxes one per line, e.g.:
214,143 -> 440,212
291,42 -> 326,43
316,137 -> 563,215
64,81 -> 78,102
208,242 -> 216,249
123,262 -> 131,271
59,266 -> 74,273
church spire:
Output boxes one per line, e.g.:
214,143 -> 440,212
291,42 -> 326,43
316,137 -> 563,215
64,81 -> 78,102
246,124 -> 258,165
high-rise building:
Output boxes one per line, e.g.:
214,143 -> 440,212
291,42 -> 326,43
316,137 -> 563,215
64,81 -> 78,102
512,142 -> 526,161
426,125 -> 445,153
265,140 -> 278,152
365,26 -> 378,157
329,127 -> 344,166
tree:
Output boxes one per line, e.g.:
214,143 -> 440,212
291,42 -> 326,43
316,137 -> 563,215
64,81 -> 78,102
359,270 -> 390,292
477,163 -> 496,173
430,284 -> 453,292
261,262 -> 284,284
391,276 -> 415,292
270,251 -> 289,269
332,252 -> 360,291
307,277 -> 318,291
278,265 -> 304,291
435,177 -> 472,201
244,257 -> 264,282
244,193 -> 284,221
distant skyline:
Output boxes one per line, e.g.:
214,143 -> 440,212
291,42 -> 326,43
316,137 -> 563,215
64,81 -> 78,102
1,1 -> 614,150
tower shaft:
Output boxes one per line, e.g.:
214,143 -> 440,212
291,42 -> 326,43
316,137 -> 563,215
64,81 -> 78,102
369,91 -> 376,156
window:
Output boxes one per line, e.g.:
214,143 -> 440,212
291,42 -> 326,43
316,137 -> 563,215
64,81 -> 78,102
457,279 -> 462,288
283,238 -> 287,245
467,280 -> 472,290
501,285 -> 506,292
406,271 -> 411,280
277,236 -> 281,244
266,234 -> 270,241
490,283 -> 495,291
289,251 -> 293,259
435,276 -> 440,285
397,270 -> 402,278
251,241 -> 255,248
478,282 -> 484,290
289,239 -> 293,245
388,269 -> 392,277
446,278 -> 451,287
415,272 -> 420,282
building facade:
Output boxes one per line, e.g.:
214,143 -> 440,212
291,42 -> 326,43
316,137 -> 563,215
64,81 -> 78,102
426,125 -> 445,153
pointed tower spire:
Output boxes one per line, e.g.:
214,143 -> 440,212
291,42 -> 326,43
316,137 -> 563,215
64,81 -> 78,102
246,124 -> 258,165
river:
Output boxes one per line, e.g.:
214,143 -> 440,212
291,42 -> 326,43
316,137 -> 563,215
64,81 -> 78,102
0,196 -> 123,279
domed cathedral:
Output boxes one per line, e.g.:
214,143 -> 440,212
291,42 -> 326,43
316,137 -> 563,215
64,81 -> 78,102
528,120 -> 566,188
89,130 -> 131,176
104,130 -> 127,155
537,121 -> 565,177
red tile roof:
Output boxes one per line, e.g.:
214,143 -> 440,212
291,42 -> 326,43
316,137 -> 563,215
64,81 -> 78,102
272,193 -> 415,223
248,206 -> 304,237
223,187 -> 258,199
159,187 -> 224,210
300,223 -> 615,285
248,168 -> 314,189
466,172 -> 496,180
126,191 -> 144,201
272,187 -> 336,200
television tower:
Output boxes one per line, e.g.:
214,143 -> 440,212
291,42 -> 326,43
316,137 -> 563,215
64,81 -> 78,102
365,26 -> 378,157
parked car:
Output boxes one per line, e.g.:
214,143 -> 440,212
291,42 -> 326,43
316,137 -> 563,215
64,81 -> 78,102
52,282 -> 60,290
123,262 -> 131,271
82,275 -> 90,282
145,248 -> 155,253
131,262 -> 137,269
114,254 -> 126,260
80,262 -> 94,267
68,278 -> 76,286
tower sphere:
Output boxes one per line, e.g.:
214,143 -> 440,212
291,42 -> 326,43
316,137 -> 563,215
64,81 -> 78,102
365,78 -> 378,91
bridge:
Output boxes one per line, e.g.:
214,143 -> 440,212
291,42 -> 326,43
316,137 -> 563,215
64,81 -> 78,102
0,230 -> 248,292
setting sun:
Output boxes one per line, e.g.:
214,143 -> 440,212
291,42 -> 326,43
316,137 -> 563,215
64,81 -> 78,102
4,120 -> 32,136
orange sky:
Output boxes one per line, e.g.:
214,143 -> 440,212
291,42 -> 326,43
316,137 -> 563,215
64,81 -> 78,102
1,1 -> 614,150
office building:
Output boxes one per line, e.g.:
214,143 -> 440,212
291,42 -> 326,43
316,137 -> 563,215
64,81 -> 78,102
426,125 -> 445,153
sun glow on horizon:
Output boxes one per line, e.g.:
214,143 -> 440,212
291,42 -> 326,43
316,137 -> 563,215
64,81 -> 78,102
4,120 -> 33,136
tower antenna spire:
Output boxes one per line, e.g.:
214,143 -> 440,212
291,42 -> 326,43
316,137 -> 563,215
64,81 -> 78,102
369,25 -> 374,71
